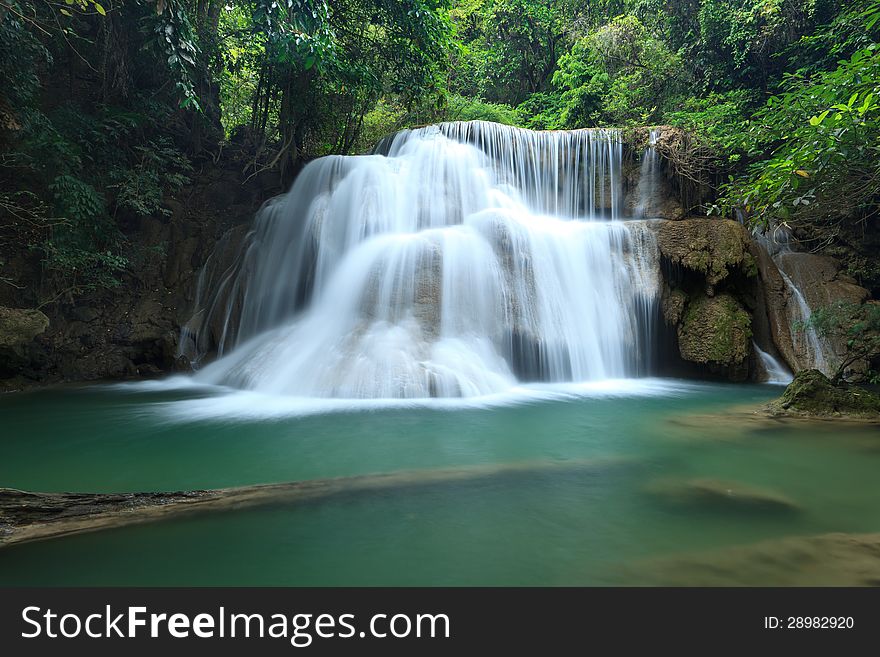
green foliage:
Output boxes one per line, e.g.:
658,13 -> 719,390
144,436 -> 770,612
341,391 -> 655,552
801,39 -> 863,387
42,174 -> 128,297
445,94 -> 521,125
148,0 -> 203,110
3,0 -> 880,308
720,39 -> 880,228
111,139 -> 192,217
665,90 -> 756,167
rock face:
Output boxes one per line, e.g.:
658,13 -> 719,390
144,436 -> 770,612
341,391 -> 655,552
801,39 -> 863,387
652,218 -> 757,381
656,219 -> 757,288
751,243 -> 799,370
0,307 -> 49,379
772,252 -> 871,372
0,152 -> 273,390
776,253 -> 870,310
678,293 -> 752,380
0,307 -> 48,349
767,369 -> 880,419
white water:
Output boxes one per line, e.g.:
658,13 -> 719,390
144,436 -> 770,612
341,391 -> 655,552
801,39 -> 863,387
634,129 -> 660,218
185,122 -> 663,399
752,341 -> 793,385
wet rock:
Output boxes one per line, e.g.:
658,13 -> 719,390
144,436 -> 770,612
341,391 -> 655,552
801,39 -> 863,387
646,478 -> 800,514
772,253 -> 871,372
750,242 -> 797,370
766,369 -> 880,419
677,293 -> 752,380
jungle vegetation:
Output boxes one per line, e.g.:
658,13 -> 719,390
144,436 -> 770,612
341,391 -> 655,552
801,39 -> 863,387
0,0 -> 878,303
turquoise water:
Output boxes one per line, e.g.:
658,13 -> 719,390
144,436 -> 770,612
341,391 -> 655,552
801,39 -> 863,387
0,381 -> 878,585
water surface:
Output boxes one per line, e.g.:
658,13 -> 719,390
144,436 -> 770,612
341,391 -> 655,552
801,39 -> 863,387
1,381 -> 877,585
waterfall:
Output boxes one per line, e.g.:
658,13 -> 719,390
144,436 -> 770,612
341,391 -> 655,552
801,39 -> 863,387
752,341 -> 793,384
777,268 -> 832,375
186,121 -> 662,399
634,129 -> 660,218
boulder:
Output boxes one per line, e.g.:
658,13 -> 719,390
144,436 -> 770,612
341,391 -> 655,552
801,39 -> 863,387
767,369 -> 880,419
660,285 -> 687,326
678,293 -> 752,380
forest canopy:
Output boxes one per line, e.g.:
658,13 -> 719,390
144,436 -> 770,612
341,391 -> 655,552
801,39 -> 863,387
1,0 -> 879,302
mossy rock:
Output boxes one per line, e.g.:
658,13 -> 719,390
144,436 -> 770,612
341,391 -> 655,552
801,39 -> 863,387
661,286 -> 688,326
767,369 -> 880,419
678,293 -> 751,375
656,219 -> 755,286
0,307 -> 49,350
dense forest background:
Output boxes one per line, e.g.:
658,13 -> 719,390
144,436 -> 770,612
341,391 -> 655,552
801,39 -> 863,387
0,0 -> 878,316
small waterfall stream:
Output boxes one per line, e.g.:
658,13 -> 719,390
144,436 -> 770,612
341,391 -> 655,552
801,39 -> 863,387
748,224 -> 834,376
634,129 -> 660,218
753,341 -> 793,384
184,121 -> 664,399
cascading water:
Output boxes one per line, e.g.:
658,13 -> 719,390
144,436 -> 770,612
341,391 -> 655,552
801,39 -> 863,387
746,222 -> 833,375
634,129 -> 660,218
752,341 -> 793,384
184,121 -> 662,399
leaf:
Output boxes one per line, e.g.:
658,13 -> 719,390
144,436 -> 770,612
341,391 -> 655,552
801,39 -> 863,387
794,170 -> 810,177
94,2 -> 106,16
809,109 -> 830,126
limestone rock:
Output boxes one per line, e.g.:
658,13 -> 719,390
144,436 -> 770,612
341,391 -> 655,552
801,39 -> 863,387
655,219 -> 756,287
661,285 -> 688,326
751,243 -> 799,370
677,293 -> 752,380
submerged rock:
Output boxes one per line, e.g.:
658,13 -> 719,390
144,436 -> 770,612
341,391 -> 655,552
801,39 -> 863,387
624,532 -> 880,586
646,478 -> 799,514
767,369 -> 880,419
677,293 -> 752,380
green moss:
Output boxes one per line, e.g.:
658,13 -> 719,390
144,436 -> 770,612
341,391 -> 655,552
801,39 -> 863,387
743,252 -> 759,278
768,369 -> 880,419
679,293 -> 752,366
